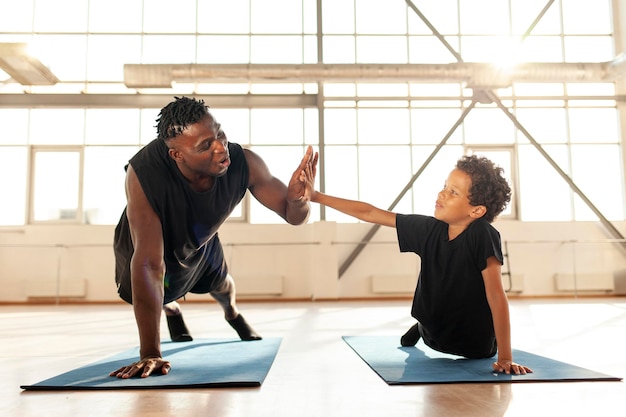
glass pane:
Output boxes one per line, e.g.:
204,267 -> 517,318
409,36 -> 459,64
83,147 -> 137,225
303,0 -> 318,34
410,108 -> 464,145
408,0 -> 459,34
322,0 -> 355,34
323,36 -> 356,63
567,83 -> 615,96
515,108 -> 568,143
87,35 -> 142,81
303,108 -> 319,145
518,36 -> 563,62
143,0 -> 197,33
142,36 -> 197,64
568,108 -> 619,143
31,35 -> 88,82
198,0 -> 250,33
571,145 -> 624,221
355,0 -> 407,34
357,108 -> 409,145
303,34 -> 318,63
85,109 -> 140,145
32,151 -> 80,222
211,109 -> 250,146
469,149 -> 514,217
411,145 -> 464,216
88,0 -> 143,32
33,0 -> 88,32
514,83 -> 564,96
518,144 -> 572,221
463,108 -> 515,144
0,110 -> 29,145
511,0 -> 561,35
564,36 -> 614,62
197,36 -> 250,63
460,36 -> 520,62
356,83 -> 408,97
248,145 -> 310,224
562,0 -> 612,34
358,145 -> 412,212
324,146 -> 359,222
356,36 -> 407,64
30,109 -> 85,145
140,109 -> 161,145
0,147 -> 28,225
324,109 -> 357,145
250,109 -> 303,145
460,0 -> 510,35
0,0 -> 33,31
250,36 -> 303,64
251,0 -> 302,34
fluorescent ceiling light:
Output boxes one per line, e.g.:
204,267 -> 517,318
0,43 -> 59,86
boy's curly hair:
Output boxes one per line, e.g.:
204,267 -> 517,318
156,96 -> 211,142
456,155 -> 511,223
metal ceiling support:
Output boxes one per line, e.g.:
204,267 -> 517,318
0,93 -> 318,109
123,62 -> 623,89
338,99 -> 478,279
485,89 -> 626,249
404,0 -> 463,62
0,43 -> 59,86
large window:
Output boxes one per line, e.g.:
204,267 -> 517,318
0,0 -> 623,226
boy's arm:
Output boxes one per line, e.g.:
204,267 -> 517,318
312,191 -> 397,228
300,150 -> 395,227
482,256 -> 533,375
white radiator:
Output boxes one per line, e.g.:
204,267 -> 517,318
235,275 -> 283,295
371,275 -> 416,294
554,273 -> 614,292
24,279 -> 87,298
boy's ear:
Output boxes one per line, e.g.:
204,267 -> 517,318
470,205 -> 487,219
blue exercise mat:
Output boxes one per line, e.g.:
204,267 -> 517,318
21,337 -> 282,390
342,336 -> 622,385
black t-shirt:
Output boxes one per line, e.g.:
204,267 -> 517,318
396,214 -> 503,358
113,139 -> 249,303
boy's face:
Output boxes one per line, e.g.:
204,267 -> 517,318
434,168 -> 485,226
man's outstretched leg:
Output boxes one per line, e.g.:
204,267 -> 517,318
163,301 -> 193,342
211,274 -> 262,341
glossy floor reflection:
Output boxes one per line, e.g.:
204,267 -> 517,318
2,297 -> 625,417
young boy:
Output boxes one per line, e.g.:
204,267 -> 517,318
303,154 -> 532,375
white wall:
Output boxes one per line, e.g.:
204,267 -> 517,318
1,219 -> 625,303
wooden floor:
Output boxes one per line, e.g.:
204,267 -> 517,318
2,297 -> 625,417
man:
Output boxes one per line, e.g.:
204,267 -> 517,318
111,96 -> 317,378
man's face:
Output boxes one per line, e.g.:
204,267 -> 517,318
167,114 -> 230,178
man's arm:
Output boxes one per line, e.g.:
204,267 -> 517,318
482,256 -> 532,375
109,164 -> 171,378
245,145 -> 317,225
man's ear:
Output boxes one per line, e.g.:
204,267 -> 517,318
470,205 -> 487,219
168,147 -> 181,162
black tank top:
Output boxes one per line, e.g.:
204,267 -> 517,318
114,139 -> 249,302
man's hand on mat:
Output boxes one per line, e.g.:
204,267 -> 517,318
492,359 -> 533,375
109,357 -> 172,379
